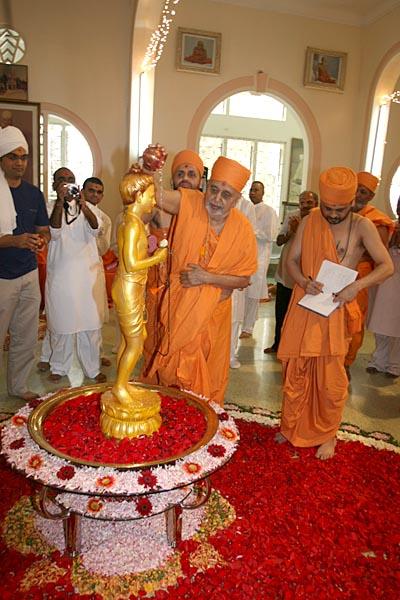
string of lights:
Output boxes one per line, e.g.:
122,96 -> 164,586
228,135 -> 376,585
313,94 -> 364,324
382,90 -> 400,104
142,0 -> 181,71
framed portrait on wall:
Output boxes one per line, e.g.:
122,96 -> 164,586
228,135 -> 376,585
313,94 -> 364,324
0,64 -> 28,101
303,47 -> 347,92
176,27 -> 221,74
0,100 -> 40,185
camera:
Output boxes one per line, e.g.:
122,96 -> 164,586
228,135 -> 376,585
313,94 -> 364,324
65,183 -> 80,199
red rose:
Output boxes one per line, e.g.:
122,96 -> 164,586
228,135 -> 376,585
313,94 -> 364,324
57,466 -> 76,480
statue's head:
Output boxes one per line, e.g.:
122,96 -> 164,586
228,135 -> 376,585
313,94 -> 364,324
120,164 -> 155,212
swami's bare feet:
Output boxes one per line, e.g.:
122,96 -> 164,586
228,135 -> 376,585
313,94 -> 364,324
316,438 -> 336,460
274,432 -> 287,444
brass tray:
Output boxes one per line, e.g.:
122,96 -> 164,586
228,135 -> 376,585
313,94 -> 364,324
28,382 -> 219,470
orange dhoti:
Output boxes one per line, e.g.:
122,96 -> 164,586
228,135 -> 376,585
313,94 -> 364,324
141,189 -> 257,406
141,225 -> 170,374
344,260 -> 372,366
280,356 -> 348,446
278,209 -> 361,447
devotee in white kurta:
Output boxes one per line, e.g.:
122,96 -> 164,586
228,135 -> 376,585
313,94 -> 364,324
45,191 -> 107,381
366,209 -> 400,379
230,195 -> 257,368
241,181 -> 279,337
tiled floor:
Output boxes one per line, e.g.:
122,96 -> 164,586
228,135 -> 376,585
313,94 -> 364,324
1,302 -> 399,440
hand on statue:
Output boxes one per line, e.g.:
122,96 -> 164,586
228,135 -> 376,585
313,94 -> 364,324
179,263 -> 208,287
305,278 -> 323,295
155,246 -> 168,263
333,282 -> 359,306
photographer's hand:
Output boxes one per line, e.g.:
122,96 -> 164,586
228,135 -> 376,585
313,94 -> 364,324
80,198 -> 98,230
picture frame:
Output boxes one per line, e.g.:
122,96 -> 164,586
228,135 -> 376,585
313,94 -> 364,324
303,47 -> 347,92
0,100 -> 40,185
176,27 -> 221,75
0,63 -> 28,101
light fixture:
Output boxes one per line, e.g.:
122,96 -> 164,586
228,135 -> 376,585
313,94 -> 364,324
141,0 -> 181,71
381,90 -> 400,105
0,26 -> 26,63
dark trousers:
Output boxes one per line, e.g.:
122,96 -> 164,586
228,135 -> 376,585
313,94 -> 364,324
273,282 -> 293,349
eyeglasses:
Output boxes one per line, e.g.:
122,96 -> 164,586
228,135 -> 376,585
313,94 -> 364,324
3,153 -> 29,161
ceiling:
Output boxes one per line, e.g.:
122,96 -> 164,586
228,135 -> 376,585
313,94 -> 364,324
212,0 -> 400,26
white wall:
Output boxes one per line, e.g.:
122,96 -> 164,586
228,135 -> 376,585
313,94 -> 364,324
152,0 -> 400,219
153,0 -> 362,181
4,0 -> 135,221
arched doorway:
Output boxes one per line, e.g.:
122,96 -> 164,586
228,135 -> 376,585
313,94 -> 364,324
186,72 -> 321,198
199,90 -> 307,223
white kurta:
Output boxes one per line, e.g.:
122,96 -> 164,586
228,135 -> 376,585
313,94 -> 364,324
95,206 -> 112,256
367,247 -> 400,337
45,205 -> 107,334
231,197 -> 257,324
248,203 -> 279,299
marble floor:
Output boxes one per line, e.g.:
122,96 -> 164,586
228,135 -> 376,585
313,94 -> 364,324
1,302 -> 399,441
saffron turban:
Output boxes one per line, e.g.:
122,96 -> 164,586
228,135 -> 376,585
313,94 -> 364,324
0,126 -> 29,235
319,166 -> 357,206
357,171 -> 379,193
171,150 -> 204,177
210,156 -> 251,193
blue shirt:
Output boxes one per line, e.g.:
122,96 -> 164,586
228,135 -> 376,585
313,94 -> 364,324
0,180 -> 49,279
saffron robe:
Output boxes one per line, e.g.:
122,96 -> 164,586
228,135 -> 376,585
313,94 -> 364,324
141,223 -> 170,373
142,189 -> 257,405
277,208 -> 361,446
345,205 -> 395,366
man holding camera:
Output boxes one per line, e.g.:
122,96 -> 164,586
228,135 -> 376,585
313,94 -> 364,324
44,168 -> 107,383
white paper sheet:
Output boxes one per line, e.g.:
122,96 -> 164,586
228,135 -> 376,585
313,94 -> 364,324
297,259 -> 358,317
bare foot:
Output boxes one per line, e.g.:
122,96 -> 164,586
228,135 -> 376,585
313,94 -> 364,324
264,346 -> 277,354
37,361 -> 49,372
239,331 -> 252,339
94,372 -> 107,383
101,357 -> 112,367
48,373 -> 62,382
316,438 -> 337,460
274,432 -> 287,444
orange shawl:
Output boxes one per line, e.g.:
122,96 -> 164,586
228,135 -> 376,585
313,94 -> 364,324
144,189 -> 257,401
278,209 -> 361,359
359,205 -> 395,234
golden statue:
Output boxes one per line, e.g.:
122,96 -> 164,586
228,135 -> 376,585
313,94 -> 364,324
100,164 -> 168,439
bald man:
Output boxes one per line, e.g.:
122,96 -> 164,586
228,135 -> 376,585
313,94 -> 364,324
142,153 -> 257,405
